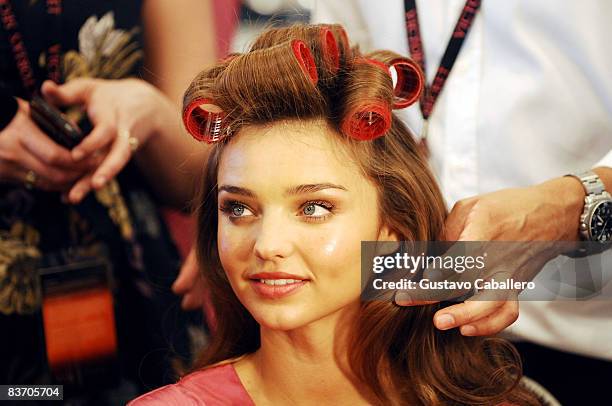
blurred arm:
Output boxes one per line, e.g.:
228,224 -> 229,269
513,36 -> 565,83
136,0 -> 219,207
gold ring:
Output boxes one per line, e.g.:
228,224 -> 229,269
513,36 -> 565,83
119,129 -> 139,152
24,170 -> 37,189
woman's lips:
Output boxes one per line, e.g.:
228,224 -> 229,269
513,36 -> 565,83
248,272 -> 309,299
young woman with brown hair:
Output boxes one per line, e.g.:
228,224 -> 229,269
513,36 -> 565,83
131,24 -> 540,405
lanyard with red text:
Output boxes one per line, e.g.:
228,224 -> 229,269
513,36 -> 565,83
0,0 -> 62,97
404,0 -> 481,140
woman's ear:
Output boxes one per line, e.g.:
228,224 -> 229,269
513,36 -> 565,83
372,225 -> 400,257
360,225 -> 400,269
377,225 -> 399,242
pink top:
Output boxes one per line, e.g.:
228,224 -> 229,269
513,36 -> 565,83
128,364 -> 255,405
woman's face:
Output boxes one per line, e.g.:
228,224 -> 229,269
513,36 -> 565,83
217,120 -> 395,331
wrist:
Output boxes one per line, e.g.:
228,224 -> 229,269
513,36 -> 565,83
129,84 -> 173,152
152,95 -> 181,141
537,176 -> 585,241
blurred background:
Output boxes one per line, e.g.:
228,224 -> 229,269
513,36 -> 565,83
231,0 -> 311,52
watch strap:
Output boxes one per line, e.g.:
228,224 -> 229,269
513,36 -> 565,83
566,171 -> 605,196
564,170 -> 612,256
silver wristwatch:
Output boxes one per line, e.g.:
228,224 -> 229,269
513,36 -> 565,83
565,171 -> 612,256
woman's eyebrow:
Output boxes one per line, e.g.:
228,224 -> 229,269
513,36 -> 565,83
218,185 -> 257,198
284,183 -> 348,196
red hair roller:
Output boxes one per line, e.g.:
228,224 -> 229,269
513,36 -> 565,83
341,102 -> 392,141
358,58 -> 390,74
320,28 -> 339,73
292,40 -> 318,85
389,58 -> 424,109
182,98 -> 228,143
336,25 -> 351,60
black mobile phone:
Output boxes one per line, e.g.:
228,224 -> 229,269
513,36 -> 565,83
30,95 -> 84,149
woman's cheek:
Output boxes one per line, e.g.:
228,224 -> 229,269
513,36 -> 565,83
315,215 -> 374,258
217,221 -> 252,274
307,216 -> 381,283
308,227 -> 361,271
322,237 -> 338,256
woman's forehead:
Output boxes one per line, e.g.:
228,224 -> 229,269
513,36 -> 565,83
217,120 -> 364,190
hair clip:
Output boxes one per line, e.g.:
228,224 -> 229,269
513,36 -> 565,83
388,58 -> 424,109
320,28 -> 340,74
183,98 -> 230,143
341,102 -> 392,141
292,40 -> 318,85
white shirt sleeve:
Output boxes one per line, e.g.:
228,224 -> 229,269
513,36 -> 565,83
595,150 -> 612,169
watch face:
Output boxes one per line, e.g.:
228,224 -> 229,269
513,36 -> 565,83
590,201 -> 612,243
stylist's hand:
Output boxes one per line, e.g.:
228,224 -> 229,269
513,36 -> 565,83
0,98 -> 94,190
172,247 -> 206,310
396,177 -> 584,336
42,78 -> 175,203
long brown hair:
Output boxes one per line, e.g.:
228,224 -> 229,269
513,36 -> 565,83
184,24 -> 539,406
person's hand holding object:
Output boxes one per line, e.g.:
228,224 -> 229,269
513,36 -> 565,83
0,98 -> 96,190
41,78 -> 177,203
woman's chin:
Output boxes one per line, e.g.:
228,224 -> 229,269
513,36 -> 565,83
251,308 -> 314,331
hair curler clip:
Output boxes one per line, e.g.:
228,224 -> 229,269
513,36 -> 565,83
182,98 -> 230,144
339,58 -> 394,140
388,58 -> 424,109
291,40 -> 319,85
341,102 -> 392,141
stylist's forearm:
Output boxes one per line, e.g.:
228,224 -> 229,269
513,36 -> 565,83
134,105 -> 210,208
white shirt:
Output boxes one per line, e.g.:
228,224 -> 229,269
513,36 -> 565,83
313,0 -> 612,360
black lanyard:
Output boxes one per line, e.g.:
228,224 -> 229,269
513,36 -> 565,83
404,0 -> 481,122
0,0 -> 62,97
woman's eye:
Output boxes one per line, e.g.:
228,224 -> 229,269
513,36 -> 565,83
301,202 -> 333,218
232,205 -> 245,216
221,202 -> 254,218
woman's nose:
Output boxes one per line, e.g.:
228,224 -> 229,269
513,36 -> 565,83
253,212 -> 294,261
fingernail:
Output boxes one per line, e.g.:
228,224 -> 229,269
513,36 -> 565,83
72,149 -> 84,161
93,175 -> 106,187
435,313 -> 455,330
461,325 -> 477,336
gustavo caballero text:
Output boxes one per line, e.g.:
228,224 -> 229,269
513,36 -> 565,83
372,278 -> 535,291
